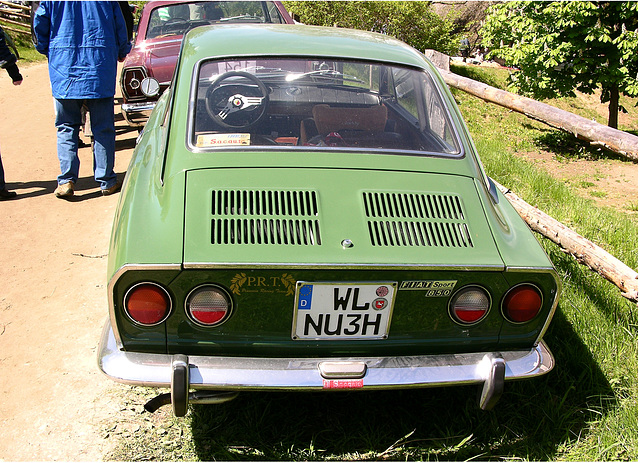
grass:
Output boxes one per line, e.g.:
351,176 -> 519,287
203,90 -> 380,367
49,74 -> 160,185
625,202 -> 638,213
102,65 -> 637,461
0,21 -> 44,63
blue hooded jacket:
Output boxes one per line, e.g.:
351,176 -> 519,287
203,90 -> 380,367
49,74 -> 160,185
34,1 -> 131,99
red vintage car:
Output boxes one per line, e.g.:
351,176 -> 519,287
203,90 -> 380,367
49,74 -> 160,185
120,0 -> 294,127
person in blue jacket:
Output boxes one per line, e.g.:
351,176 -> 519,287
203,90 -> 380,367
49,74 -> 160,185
34,1 -> 131,198
0,25 -> 23,200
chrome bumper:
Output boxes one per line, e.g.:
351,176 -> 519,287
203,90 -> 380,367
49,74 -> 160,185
121,101 -> 156,127
98,322 -> 553,394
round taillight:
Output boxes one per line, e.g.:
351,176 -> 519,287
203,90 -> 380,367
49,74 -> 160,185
450,286 -> 491,324
122,67 -> 147,99
186,285 -> 232,326
503,284 -> 542,323
124,283 -> 171,325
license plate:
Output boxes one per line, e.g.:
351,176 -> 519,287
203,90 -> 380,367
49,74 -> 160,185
292,282 -> 397,340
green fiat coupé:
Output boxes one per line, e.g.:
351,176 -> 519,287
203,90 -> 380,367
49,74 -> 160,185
99,24 -> 560,417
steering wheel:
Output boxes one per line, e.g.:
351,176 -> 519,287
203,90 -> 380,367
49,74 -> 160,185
205,72 -> 269,129
161,17 -> 189,34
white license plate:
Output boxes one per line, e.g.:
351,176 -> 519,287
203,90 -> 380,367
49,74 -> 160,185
292,282 -> 397,340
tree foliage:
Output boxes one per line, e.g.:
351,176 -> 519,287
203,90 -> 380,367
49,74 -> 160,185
283,1 -> 460,56
481,1 -> 638,129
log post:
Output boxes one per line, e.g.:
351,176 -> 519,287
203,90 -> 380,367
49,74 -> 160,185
440,69 -> 638,161
493,180 -> 638,303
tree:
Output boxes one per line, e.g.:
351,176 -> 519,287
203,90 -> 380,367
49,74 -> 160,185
283,1 -> 460,56
481,1 -> 638,129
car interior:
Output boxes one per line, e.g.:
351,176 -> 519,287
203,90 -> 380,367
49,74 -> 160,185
190,59 -> 460,155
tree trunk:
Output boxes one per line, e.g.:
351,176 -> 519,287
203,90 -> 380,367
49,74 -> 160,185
608,85 -> 619,130
440,69 -> 638,161
494,180 -> 638,303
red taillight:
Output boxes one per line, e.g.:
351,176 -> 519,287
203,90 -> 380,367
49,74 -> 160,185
450,286 -> 491,324
122,67 -> 148,100
125,283 -> 171,325
186,285 -> 231,327
503,285 -> 542,323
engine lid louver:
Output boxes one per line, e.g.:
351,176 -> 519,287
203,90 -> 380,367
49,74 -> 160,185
363,192 -> 473,248
211,190 -> 322,245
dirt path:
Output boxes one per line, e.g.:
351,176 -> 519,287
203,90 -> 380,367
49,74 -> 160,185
0,63 -> 636,462
0,62 -> 137,461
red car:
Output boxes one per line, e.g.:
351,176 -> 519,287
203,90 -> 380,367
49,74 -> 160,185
120,0 -> 294,127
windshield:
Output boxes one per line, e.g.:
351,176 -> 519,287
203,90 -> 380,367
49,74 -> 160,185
190,58 -> 461,156
146,1 -> 285,39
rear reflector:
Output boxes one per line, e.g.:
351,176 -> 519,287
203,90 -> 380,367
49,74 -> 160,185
503,285 -> 542,323
186,285 -> 231,326
450,286 -> 490,324
125,283 -> 171,325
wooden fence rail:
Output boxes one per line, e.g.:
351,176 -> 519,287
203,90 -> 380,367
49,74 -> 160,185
0,0 -> 31,36
441,69 -> 638,161
425,49 -> 638,160
0,0 -> 30,11
494,180 -> 638,303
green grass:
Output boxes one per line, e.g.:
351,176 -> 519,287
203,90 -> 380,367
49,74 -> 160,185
104,64 -> 637,461
0,20 -> 44,63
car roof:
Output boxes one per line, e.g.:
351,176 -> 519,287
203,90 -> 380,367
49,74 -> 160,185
139,0 -> 294,24
182,24 -> 436,72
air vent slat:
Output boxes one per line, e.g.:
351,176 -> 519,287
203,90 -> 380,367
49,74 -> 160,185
363,191 -> 473,248
210,190 -> 321,246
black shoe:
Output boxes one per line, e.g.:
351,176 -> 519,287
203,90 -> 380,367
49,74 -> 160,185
0,189 -> 17,200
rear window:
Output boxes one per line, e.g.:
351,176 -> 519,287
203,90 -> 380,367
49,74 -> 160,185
146,1 -> 285,39
189,58 -> 461,156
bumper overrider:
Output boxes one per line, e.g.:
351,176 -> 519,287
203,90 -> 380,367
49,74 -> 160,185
121,101 -> 156,127
98,322 -> 554,416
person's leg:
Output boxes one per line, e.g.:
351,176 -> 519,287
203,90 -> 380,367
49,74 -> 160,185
86,97 -> 117,190
0,145 -> 17,199
0,146 -> 5,190
54,98 -> 83,188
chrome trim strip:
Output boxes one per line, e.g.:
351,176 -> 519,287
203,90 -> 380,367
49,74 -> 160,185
183,262 -> 506,271
121,102 -> 156,127
504,266 -> 557,272
140,37 -> 182,48
536,271 -> 562,344
98,322 -> 554,390
107,264 -> 182,347
122,102 -> 157,112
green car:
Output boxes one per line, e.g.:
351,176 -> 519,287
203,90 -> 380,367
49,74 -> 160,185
99,24 -> 560,417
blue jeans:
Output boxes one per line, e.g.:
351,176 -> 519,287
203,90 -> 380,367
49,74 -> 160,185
54,97 -> 117,190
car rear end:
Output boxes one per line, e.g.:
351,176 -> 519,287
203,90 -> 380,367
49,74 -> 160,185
101,25 -> 560,416
100,165 -> 559,415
